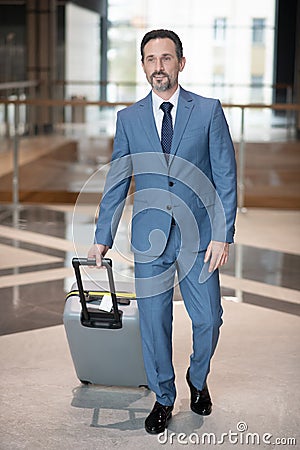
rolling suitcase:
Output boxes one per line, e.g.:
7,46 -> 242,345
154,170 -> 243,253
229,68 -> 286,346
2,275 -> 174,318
63,257 -> 147,387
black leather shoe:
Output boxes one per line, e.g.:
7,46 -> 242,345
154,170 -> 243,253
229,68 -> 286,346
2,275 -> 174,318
145,401 -> 173,434
186,368 -> 212,416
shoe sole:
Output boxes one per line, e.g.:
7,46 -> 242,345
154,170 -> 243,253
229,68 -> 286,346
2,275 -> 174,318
190,404 -> 212,416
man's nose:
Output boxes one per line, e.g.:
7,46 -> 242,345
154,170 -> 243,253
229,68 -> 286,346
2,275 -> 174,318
155,58 -> 164,72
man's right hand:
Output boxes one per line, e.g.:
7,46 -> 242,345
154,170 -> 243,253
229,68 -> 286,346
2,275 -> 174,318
87,243 -> 110,268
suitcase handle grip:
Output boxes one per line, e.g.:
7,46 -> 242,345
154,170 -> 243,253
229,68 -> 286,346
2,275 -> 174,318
72,257 -> 119,324
72,257 -> 111,268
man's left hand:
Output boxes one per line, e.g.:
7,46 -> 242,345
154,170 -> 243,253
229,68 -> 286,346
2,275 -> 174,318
204,240 -> 229,273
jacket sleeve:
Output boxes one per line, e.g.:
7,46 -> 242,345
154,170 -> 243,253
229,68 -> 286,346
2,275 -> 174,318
94,112 -> 132,247
209,100 -> 237,243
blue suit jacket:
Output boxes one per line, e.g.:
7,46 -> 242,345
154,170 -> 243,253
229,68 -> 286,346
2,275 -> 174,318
95,87 -> 237,256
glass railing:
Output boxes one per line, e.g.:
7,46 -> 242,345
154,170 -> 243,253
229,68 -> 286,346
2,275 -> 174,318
0,95 -> 299,210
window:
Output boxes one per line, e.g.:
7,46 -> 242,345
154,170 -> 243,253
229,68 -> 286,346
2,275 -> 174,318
212,73 -> 225,99
214,17 -> 227,42
250,75 -> 264,102
252,18 -> 265,44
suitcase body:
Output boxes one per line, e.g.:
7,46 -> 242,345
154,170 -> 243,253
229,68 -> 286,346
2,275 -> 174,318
63,258 -> 147,387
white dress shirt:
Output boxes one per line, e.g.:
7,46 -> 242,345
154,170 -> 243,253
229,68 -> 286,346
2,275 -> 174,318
151,86 -> 180,139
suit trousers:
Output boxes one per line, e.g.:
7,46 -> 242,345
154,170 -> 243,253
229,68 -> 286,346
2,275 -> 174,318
134,223 -> 223,406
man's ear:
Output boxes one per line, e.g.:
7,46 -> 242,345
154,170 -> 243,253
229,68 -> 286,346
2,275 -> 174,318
179,57 -> 186,72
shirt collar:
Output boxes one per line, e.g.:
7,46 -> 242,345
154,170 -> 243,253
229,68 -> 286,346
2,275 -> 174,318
152,85 -> 180,112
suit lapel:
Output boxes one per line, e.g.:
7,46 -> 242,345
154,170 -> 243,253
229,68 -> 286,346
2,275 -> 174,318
169,88 -> 194,166
138,93 -> 162,153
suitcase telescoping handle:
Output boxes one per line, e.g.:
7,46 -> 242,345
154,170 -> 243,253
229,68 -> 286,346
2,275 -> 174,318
72,257 -> 121,328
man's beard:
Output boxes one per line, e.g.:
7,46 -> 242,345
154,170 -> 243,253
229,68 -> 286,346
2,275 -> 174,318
150,71 -> 177,92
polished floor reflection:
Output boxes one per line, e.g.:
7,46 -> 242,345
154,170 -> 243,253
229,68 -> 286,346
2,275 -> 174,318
223,244 -> 300,290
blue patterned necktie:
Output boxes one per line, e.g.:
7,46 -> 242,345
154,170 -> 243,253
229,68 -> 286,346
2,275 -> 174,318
160,102 -> 173,159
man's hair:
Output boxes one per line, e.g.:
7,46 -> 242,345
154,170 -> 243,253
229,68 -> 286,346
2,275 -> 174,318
140,29 -> 183,62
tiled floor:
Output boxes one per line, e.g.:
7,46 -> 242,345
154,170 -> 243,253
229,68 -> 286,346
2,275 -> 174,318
0,202 -> 299,449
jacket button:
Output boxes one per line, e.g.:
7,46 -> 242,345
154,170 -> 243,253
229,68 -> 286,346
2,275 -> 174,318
166,205 -> 172,210
169,181 -> 174,187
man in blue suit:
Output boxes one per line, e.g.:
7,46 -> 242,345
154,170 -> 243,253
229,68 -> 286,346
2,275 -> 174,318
88,29 -> 237,434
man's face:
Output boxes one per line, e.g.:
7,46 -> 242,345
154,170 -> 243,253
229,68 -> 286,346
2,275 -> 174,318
142,38 -> 185,94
